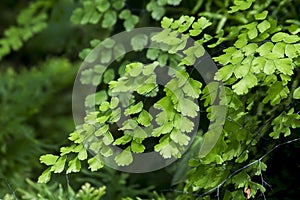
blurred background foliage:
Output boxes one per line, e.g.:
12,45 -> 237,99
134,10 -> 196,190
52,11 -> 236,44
0,0 -> 176,198
0,0 -> 299,199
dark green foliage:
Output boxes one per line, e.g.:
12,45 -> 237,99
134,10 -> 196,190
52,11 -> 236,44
0,58 -> 77,194
0,1 -> 50,60
3,179 -> 106,200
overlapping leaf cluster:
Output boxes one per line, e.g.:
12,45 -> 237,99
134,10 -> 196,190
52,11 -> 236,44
3,180 -> 106,200
146,0 -> 182,20
39,56 -> 203,180
71,0 -> 139,31
179,1 -> 300,199
0,1 -> 50,60
34,0 -> 300,199
0,58 -> 76,193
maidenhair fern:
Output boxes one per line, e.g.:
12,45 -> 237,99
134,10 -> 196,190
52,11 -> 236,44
146,0 -> 183,21
39,60 -> 203,179
37,0 -> 300,199
71,0 -> 139,31
16,179 -> 106,200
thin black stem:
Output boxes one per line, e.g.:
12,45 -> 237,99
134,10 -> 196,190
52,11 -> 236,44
0,176 -> 18,200
194,137 -> 300,199
66,173 -> 70,200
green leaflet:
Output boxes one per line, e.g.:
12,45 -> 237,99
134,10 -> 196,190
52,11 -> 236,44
131,34 -> 148,51
120,119 -> 138,130
155,139 -> 181,159
165,81 -> 184,104
67,157 -> 81,174
137,83 -> 158,96
270,109 -> 300,138
38,168 -> 52,183
201,82 -> 219,106
151,28 -> 189,54
216,64 -> 234,81
272,32 -> 300,43
263,60 -> 276,75
124,102 -> 143,116
88,156 -> 104,172
137,110 -> 153,127
263,81 -> 289,105
232,172 -> 250,189
133,126 -> 148,139
143,62 -> 159,75
161,17 -> 174,29
242,43 -> 258,56
234,62 -> 251,78
232,73 -> 258,95
51,155 -> 67,173
180,42 -> 205,66
114,134 -> 132,145
112,0 -> 125,10
170,128 -> 190,146
119,9 -> 139,31
234,34 -> 248,48
176,98 -> 199,117
152,122 -> 173,137
103,131 -> 114,145
100,145 -> 113,157
182,78 -> 202,98
96,0 -> 110,12
147,0 -> 182,20
80,68 -> 99,85
285,44 -> 298,58
103,69 -> 115,84
274,58 -> 294,75
68,130 -> 84,144
114,147 -> 133,166
99,101 -> 110,112
40,154 -> 59,166
174,115 -> 194,133
110,97 -> 119,109
85,91 -> 107,108
113,43 -> 126,60
119,9 -> 131,19
293,87 -> 300,99
173,16 -> 195,33
100,48 -> 112,63
272,42 -> 285,58
111,107 -> 121,122
167,0 -> 182,6
255,11 -> 268,20
131,140 -> 146,153
155,111 -> 170,126
126,62 -> 144,77
0,1 -> 49,60
77,144 -> 88,160
257,20 -> 271,33
146,0 -> 166,20
189,17 -> 212,36
154,96 -> 174,112
243,22 -> 257,37
60,145 -> 76,156
102,10 -> 117,28
146,48 -> 160,60
229,0 -> 254,13
214,47 -> 236,65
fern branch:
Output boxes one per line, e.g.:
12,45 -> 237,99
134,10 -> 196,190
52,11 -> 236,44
194,137 -> 300,199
